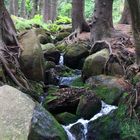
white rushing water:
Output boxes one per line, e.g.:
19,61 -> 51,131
59,53 -> 64,65
63,101 -> 117,140
59,75 -> 81,86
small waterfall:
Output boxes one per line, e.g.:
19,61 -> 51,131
59,53 -> 64,65
63,101 -> 117,140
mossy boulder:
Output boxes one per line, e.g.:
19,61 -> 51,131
45,68 -> 59,85
82,49 -> 109,80
55,112 -> 78,125
19,29 -> 44,81
55,32 -> 70,42
45,61 -> 56,70
56,43 -> 68,53
87,104 -> 140,140
76,94 -> 101,119
0,85 -> 68,140
86,75 -> 132,105
71,77 -> 85,87
41,43 -> 55,51
43,43 -> 60,64
36,28 -> 52,44
64,43 -> 89,69
43,87 -> 99,115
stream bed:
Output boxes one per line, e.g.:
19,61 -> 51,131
63,101 -> 117,140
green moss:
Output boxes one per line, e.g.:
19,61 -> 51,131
71,77 -> 85,87
30,81 -> 44,96
132,75 -> 140,86
94,85 -> 121,105
43,86 -> 59,107
88,103 -> 140,140
55,112 -> 78,125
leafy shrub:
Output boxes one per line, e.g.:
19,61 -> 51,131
56,16 -> 71,24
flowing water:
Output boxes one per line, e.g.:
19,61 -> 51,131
59,75 -> 81,86
63,101 -> 117,140
59,54 -> 82,86
59,53 -> 64,65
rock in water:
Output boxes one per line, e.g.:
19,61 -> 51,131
64,43 -> 89,69
0,85 -> 67,140
19,29 -> 44,81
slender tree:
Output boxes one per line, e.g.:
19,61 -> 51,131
90,0 -> 114,42
9,0 -> 14,15
119,0 -> 131,24
50,0 -> 58,22
13,0 -> 19,16
43,0 -> 51,22
72,0 -> 90,32
20,0 -> 26,18
38,0 -> 43,15
127,0 -> 140,66
31,0 -> 38,18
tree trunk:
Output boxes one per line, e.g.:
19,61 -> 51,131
38,0 -> 43,15
43,0 -> 51,22
72,0 -> 90,32
0,0 -> 29,89
20,0 -> 26,18
119,0 -> 131,24
90,0 -> 114,43
50,0 -> 57,22
127,0 -> 140,66
31,0 -> 38,18
9,0 -> 14,15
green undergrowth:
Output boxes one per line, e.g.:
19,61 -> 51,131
12,15 -> 71,33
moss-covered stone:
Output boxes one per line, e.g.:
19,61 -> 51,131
55,112 -> 78,125
45,61 -> 56,70
19,29 -> 45,81
55,32 -> 70,42
87,103 -> 140,140
76,94 -> 101,119
42,43 -> 60,64
41,43 -> 55,51
82,49 -> 109,80
86,75 -> 132,105
71,77 -> 85,87
94,85 -> 122,105
43,86 -> 59,107
28,104 -> 68,140
56,43 -> 68,53
64,43 -> 89,69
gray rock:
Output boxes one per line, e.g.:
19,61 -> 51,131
19,29 -> 44,81
82,49 -> 109,80
0,85 -> 67,140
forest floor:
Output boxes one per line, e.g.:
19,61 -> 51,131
78,24 -> 135,54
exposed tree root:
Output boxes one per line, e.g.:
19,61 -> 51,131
63,28 -> 80,44
0,10 -> 30,90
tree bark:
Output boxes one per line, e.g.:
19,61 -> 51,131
20,0 -> 26,18
43,0 -> 51,22
13,0 -> 19,16
90,0 -> 114,43
31,0 -> 38,18
50,0 -> 57,22
38,0 -> 43,15
119,0 -> 131,24
72,0 -> 90,32
9,0 -> 14,15
127,0 -> 140,66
